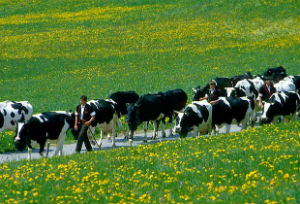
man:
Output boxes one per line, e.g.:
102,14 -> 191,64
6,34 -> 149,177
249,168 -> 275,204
74,95 -> 96,153
199,80 -> 221,104
258,77 -> 276,108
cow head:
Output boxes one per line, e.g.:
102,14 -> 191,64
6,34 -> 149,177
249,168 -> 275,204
260,102 -> 275,124
14,122 -> 30,151
225,87 -> 236,97
126,103 -> 141,132
174,111 -> 192,138
192,86 -> 207,101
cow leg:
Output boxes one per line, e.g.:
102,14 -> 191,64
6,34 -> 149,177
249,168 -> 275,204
151,121 -> 158,140
28,147 -> 32,160
225,124 -> 230,134
193,127 -> 198,137
241,113 -> 250,130
111,119 -> 117,147
117,117 -> 126,137
46,142 -> 51,157
98,130 -> 103,149
169,121 -> 174,137
129,130 -> 134,145
125,129 -> 130,139
39,140 -> 47,157
144,121 -> 149,143
207,123 -> 212,135
241,120 -> 248,130
55,132 -> 67,156
168,117 -> 173,137
161,120 -> 166,138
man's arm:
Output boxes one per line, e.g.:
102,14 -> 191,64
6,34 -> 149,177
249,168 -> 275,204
85,116 -> 95,126
85,108 -> 96,126
199,96 -> 208,101
74,106 -> 79,130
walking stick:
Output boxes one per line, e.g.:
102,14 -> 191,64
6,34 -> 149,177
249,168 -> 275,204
88,127 -> 101,149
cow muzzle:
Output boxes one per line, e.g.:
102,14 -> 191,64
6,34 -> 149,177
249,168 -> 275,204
14,140 -> 26,151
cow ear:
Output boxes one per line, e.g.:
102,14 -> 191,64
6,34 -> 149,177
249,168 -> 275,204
192,88 -> 197,93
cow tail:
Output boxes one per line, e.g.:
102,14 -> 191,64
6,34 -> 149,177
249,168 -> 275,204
296,93 -> 300,112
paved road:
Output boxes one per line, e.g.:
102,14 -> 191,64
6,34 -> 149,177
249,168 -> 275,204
0,124 -> 243,163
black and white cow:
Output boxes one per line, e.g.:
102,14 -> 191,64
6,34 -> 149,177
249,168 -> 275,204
230,71 -> 253,86
108,91 -> 139,137
228,79 -> 258,98
283,75 -> 300,93
174,101 -> 212,138
263,66 -> 287,82
87,99 -> 119,148
192,77 -> 232,101
0,101 -> 33,132
14,111 -> 75,160
157,88 -> 187,137
225,78 -> 262,123
274,79 -> 296,92
260,91 -> 300,124
211,97 -> 254,133
126,93 -> 166,143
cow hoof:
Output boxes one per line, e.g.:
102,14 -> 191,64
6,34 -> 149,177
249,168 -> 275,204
162,133 -> 166,138
107,136 -> 111,140
112,143 -> 116,148
129,139 -> 133,145
143,140 -> 148,143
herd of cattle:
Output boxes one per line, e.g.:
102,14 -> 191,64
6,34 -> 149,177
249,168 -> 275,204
1,66 -> 300,159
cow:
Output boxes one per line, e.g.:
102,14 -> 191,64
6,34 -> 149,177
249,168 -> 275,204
274,79 -> 296,92
263,66 -> 287,82
230,71 -> 253,86
229,79 -> 258,98
192,77 -> 232,101
260,91 -> 300,124
281,75 -> 300,93
108,91 -> 139,138
211,97 -> 254,133
14,111 -> 75,160
0,101 -> 33,132
87,99 -> 119,148
174,100 -> 212,138
249,76 -> 265,93
225,79 -> 261,123
157,88 -> 187,137
127,93 -> 165,143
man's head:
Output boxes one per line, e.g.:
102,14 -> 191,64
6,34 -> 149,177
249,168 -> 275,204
265,78 -> 271,86
80,95 -> 87,105
209,80 -> 216,90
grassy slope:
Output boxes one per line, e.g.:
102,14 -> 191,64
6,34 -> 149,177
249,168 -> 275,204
1,0 -> 299,151
0,122 -> 299,203
0,0 -> 299,113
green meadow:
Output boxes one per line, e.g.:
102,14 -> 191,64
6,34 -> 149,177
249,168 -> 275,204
0,0 -> 300,203
1,0 -> 299,112
0,122 -> 299,203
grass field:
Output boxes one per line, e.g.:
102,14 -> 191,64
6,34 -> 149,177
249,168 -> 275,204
0,1 -> 300,202
0,121 -> 299,203
1,0 -> 300,151
1,0 -> 299,112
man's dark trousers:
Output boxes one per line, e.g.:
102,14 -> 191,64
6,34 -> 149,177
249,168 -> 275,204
75,124 -> 93,152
